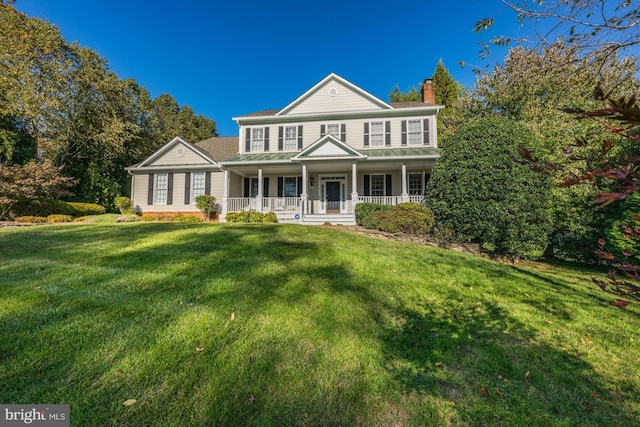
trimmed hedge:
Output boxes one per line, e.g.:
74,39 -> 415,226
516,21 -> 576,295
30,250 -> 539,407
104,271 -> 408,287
355,203 -> 392,226
16,216 -> 48,223
67,202 -> 106,216
47,214 -> 73,223
225,211 -> 278,223
362,203 -> 434,234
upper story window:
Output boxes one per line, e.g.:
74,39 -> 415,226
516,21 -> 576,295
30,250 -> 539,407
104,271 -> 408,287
407,120 -> 422,146
251,128 -> 264,152
370,121 -> 384,147
284,126 -> 297,150
191,172 -> 206,202
327,123 -> 340,137
154,173 -> 168,205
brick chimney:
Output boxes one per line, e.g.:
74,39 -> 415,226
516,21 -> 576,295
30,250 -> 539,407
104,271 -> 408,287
421,78 -> 435,104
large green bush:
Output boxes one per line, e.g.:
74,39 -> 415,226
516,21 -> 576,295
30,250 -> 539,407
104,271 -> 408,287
363,203 -> 434,234
355,203 -> 392,226
426,116 -> 552,256
11,199 -> 76,218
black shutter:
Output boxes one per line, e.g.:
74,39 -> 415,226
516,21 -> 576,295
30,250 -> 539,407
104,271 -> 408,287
423,119 -> 429,145
340,124 -> 346,142
364,175 -> 370,196
364,123 -> 369,147
320,124 -> 326,137
401,120 -> 407,146
297,125 -> 303,150
245,128 -> 251,152
385,121 -> 391,147
277,177 -> 284,197
297,176 -> 303,197
263,177 -> 269,197
184,172 -> 191,204
148,174 -> 154,205
205,172 -> 211,195
385,174 -> 392,196
278,126 -> 283,151
244,178 -> 250,197
167,173 -> 174,205
264,127 -> 270,152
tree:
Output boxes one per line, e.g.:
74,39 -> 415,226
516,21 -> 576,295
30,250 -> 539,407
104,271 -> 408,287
426,116 -> 552,257
0,159 -> 75,220
475,0 -> 640,63
195,194 -> 217,221
432,60 -> 462,142
389,84 -> 422,102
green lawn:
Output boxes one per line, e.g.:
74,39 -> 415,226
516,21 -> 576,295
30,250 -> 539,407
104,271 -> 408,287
1,223 -> 638,426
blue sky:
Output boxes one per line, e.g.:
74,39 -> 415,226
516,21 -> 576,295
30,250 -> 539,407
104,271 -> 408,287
16,1 -> 526,136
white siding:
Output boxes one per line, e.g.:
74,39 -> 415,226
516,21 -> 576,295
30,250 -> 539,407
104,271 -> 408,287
284,79 -> 386,115
131,171 -> 223,213
147,142 -> 210,166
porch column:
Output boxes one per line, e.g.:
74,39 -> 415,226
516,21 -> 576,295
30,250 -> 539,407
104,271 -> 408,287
401,163 -> 409,202
301,163 -> 309,215
257,167 -> 263,212
351,162 -> 358,211
222,168 -> 229,219
422,170 -> 426,198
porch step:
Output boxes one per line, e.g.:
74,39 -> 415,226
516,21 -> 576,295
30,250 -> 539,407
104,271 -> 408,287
301,214 -> 355,226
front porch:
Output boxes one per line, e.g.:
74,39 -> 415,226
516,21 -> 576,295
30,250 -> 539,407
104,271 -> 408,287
223,195 -> 424,225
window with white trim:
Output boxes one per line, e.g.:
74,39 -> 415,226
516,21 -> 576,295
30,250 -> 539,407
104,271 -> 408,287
370,122 -> 384,147
154,173 -> 168,205
408,173 -> 423,195
370,174 -> 385,196
408,120 -> 422,146
191,172 -> 205,202
327,123 -> 340,137
284,126 -> 297,150
251,128 -> 264,152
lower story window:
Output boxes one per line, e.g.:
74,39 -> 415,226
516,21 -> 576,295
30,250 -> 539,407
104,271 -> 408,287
408,173 -> 423,195
370,174 -> 385,196
284,177 -> 297,197
191,172 -> 205,202
155,173 -> 168,205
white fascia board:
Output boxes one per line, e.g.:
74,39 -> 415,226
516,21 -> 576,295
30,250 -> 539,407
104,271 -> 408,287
126,164 -> 223,172
233,105 -> 443,125
137,136 -> 219,167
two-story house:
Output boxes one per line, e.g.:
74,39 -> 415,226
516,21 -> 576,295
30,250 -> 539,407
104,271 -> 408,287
126,73 -> 441,225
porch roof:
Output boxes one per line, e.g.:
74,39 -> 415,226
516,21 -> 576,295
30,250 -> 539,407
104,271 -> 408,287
219,146 -> 440,166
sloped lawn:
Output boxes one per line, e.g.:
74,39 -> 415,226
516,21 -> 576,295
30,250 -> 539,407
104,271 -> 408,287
1,223 -> 638,426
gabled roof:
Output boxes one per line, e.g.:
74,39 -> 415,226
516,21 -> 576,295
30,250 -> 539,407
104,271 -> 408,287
291,134 -> 367,161
134,137 -> 218,168
276,73 -> 392,116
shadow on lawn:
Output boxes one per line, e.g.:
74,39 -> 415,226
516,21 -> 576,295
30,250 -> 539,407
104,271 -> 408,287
1,224 -> 639,426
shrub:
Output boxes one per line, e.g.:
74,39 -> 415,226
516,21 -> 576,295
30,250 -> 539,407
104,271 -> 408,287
47,214 -> 72,223
426,116 -> 552,256
363,203 -> 434,234
195,194 -> 217,221
173,213 -> 201,223
16,215 -> 47,223
11,199 -> 76,218
225,211 -> 278,223
115,214 -> 140,223
67,202 -> 106,216
263,212 -> 278,223
355,203 -> 392,226
114,196 -> 132,214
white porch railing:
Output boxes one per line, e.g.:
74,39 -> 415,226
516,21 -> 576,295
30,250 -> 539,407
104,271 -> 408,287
409,195 -> 424,204
263,197 -> 301,212
357,196 -> 403,205
227,197 -> 301,213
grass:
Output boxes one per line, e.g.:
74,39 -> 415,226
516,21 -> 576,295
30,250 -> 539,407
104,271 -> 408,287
1,222 -> 639,426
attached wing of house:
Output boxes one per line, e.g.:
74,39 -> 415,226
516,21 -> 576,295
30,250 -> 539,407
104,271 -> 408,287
126,73 -> 441,224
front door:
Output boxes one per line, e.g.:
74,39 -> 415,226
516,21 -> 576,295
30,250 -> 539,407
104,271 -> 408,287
326,181 -> 341,213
